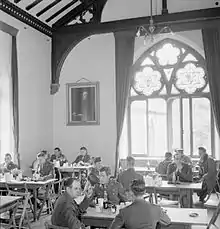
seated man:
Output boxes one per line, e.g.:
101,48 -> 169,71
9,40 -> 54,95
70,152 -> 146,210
167,152 -> 192,183
0,153 -> 18,173
90,157 -> 102,177
175,149 -> 192,166
156,152 -> 172,176
93,166 -> 127,205
197,146 -> 217,202
36,151 -> 54,181
50,147 -> 67,166
73,147 -> 90,164
118,156 -> 144,192
109,179 -> 171,229
51,177 -> 93,229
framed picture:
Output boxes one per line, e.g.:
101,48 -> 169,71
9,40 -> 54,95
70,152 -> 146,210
66,81 -> 100,126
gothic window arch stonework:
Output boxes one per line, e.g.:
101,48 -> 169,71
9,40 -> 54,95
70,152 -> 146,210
129,38 -> 216,157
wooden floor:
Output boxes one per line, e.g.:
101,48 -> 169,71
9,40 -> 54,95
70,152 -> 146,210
31,194 -> 220,229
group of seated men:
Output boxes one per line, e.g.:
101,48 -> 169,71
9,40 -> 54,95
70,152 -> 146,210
156,147 -> 217,202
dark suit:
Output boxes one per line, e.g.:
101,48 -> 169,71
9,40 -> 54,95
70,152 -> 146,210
156,160 -> 172,176
74,154 -> 90,164
93,180 -> 127,205
109,199 -> 171,229
51,191 -> 90,229
167,162 -> 192,182
39,161 -> 54,180
118,168 -> 144,191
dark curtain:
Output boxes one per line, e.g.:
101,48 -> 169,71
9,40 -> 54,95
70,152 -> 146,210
11,35 -> 20,168
114,30 -> 136,175
202,28 -> 220,136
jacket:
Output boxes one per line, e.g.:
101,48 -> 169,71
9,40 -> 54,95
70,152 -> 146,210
109,199 -> 171,229
51,191 -> 90,229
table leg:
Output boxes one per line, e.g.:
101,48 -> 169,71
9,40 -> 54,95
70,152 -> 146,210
33,188 -> 37,221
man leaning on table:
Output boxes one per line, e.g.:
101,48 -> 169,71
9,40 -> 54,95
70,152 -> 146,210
93,166 -> 127,205
52,177 -> 93,229
109,179 -> 171,229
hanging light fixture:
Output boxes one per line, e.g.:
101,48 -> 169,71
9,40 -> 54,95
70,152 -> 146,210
136,0 -> 173,44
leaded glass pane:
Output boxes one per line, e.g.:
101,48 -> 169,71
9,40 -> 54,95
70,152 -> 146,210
164,68 -> 173,81
130,87 -> 138,96
141,57 -> 154,66
183,53 -> 197,62
159,86 -> 167,95
156,43 -> 180,66
134,67 -> 162,96
203,84 -> 210,93
176,63 -> 205,94
171,85 -> 180,94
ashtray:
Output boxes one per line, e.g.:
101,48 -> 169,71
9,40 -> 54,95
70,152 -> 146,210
189,212 -> 199,217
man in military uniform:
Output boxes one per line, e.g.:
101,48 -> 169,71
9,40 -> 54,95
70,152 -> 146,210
0,153 -> 18,173
93,166 -> 127,205
90,157 -> 102,177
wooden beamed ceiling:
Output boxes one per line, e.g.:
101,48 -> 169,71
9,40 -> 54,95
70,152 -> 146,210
0,0 -> 108,36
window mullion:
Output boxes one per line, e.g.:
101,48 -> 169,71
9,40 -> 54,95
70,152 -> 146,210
189,98 -> 193,156
167,99 -> 172,152
146,99 -> 149,156
180,98 -> 184,149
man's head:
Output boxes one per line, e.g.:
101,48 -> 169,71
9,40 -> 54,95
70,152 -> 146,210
126,156 -> 135,168
94,157 -> 102,170
174,153 -> 182,165
198,147 -> 206,158
131,179 -> 146,198
38,151 -> 46,165
4,153 -> 12,164
64,178 -> 81,199
165,152 -> 172,161
54,147 -> 61,156
175,148 -> 184,155
80,147 -> 87,156
99,166 -> 111,184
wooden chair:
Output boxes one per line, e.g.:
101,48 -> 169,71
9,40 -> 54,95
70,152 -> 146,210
6,183 -> 32,229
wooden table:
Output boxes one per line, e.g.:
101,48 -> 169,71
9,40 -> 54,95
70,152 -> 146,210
57,166 -> 92,179
0,196 -> 22,227
81,207 -> 208,229
145,181 -> 202,208
0,178 -> 56,221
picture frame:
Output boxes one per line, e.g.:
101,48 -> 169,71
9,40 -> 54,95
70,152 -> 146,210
66,81 -> 100,126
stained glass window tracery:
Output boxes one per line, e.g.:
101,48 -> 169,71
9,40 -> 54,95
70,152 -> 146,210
129,38 -> 215,158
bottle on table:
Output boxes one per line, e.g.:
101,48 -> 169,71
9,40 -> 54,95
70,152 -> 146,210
172,172 -> 176,183
103,190 -> 108,209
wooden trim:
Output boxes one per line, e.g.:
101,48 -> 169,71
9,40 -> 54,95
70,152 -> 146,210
0,0 -> 52,37
55,7 -> 220,34
0,21 -> 18,36
14,0 -> 21,3
36,0 -> 62,17
45,0 -> 78,23
26,0 -> 43,11
52,0 -> 96,28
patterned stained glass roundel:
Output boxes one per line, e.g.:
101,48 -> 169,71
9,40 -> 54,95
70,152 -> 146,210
176,63 -> 206,94
134,67 -> 162,96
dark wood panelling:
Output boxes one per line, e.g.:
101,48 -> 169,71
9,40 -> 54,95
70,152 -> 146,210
45,0 -> 78,23
55,7 -> 220,34
52,0 -> 95,28
26,0 -> 43,11
36,0 -> 62,17
0,0 -> 52,37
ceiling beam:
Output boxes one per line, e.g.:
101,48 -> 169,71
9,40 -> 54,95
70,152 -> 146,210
0,0 -> 52,37
45,0 -> 78,23
26,0 -> 43,11
36,0 -> 62,17
54,7 -> 220,35
14,0 -> 21,3
52,0 -> 95,28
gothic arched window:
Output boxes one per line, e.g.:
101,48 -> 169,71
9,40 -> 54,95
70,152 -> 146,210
129,38 -> 216,157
